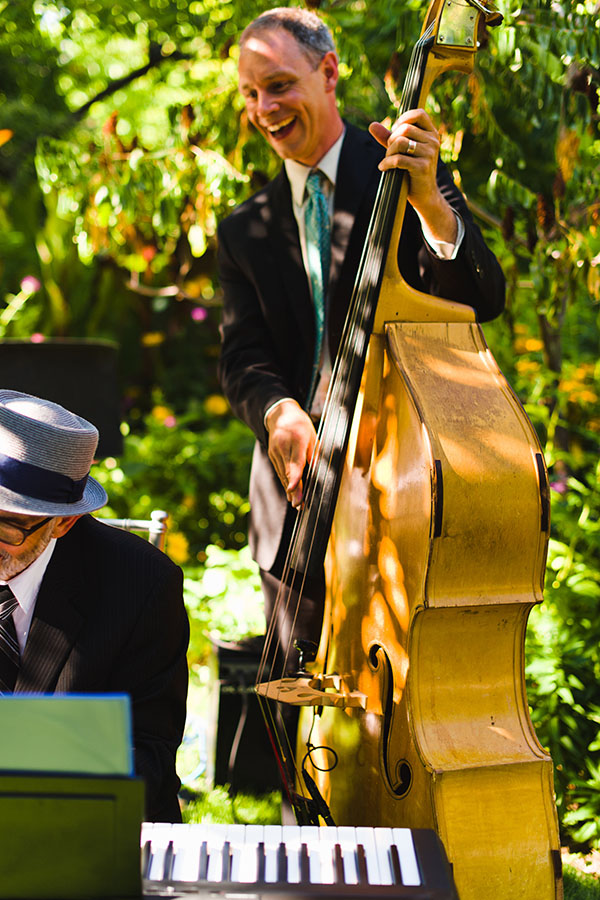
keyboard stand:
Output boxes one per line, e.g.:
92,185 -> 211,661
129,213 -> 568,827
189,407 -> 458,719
0,772 -> 144,899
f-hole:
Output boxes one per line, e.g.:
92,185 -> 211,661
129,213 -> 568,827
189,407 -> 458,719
369,644 -> 412,798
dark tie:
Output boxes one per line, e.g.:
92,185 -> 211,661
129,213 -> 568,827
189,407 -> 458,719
304,170 -> 331,406
0,585 -> 20,694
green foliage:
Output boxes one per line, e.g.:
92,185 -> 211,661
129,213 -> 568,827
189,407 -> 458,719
1,0 -> 599,854
92,401 -> 254,562
183,545 -> 265,670
526,463 -> 600,846
182,783 -> 280,825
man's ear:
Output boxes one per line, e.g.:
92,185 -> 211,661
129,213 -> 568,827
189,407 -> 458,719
51,515 -> 82,539
321,50 -> 339,93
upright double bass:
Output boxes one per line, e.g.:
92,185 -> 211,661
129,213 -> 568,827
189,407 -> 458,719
256,1 -> 563,897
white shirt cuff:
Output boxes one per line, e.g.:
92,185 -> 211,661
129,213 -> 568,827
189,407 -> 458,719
263,397 -> 296,429
418,211 -> 465,260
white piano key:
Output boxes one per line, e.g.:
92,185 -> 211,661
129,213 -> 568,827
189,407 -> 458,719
263,824 -> 282,883
143,823 -> 173,882
226,824 -> 247,882
206,824 -> 228,882
392,827 -> 421,886
354,826 -> 380,884
317,826 -> 338,885
140,822 -> 154,845
282,824 -> 301,883
169,823 -> 201,881
337,826 -> 358,885
299,825 -> 321,883
240,824 -> 264,883
373,827 -> 395,885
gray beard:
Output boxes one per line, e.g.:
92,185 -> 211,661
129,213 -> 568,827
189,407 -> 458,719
0,524 -> 55,581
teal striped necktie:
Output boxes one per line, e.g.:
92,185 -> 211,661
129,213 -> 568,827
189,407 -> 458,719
304,170 -> 331,406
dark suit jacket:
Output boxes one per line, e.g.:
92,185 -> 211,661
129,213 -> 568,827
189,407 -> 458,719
218,123 -> 506,573
14,515 -> 189,823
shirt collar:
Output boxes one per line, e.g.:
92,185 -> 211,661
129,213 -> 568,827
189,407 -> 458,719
1,538 -> 57,616
284,128 -> 346,208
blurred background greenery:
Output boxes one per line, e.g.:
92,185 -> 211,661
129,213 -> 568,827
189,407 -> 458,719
1,0 -> 600,885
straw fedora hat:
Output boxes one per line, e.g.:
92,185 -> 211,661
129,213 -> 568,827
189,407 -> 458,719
0,390 -> 108,516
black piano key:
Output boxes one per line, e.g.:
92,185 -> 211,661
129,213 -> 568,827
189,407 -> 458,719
222,840 -> 232,882
141,840 -> 152,879
162,840 -> 175,881
356,842 -> 369,885
257,841 -> 266,883
300,843 -> 310,884
198,840 -> 209,881
390,843 -> 403,885
334,843 -> 345,884
410,828 -> 448,889
277,842 -> 287,883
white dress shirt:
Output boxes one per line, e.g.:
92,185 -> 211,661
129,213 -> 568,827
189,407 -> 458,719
2,538 -> 57,653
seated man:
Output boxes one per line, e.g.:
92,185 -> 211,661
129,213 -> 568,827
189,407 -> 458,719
0,390 -> 189,823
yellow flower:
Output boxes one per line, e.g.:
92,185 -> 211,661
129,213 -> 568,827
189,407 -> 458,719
524,338 -> 544,352
166,531 -> 189,565
204,394 -> 229,416
576,390 -> 598,405
556,127 -> 580,183
142,331 -> 165,347
152,405 -> 174,423
516,359 -> 541,374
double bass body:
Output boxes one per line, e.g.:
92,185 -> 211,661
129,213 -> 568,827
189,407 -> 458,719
276,1 -> 565,895
301,315 -> 563,898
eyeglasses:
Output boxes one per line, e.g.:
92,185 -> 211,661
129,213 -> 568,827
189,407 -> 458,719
0,516 -> 53,547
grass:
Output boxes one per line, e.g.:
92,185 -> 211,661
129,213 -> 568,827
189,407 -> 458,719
564,866 -> 600,899
182,783 -> 281,826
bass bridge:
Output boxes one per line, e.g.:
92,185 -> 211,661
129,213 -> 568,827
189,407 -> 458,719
255,674 -> 367,709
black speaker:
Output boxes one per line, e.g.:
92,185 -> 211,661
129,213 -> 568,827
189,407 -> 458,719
0,339 -> 122,457
213,636 -> 280,795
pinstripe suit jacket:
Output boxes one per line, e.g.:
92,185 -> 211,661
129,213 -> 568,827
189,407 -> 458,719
13,514 -> 189,823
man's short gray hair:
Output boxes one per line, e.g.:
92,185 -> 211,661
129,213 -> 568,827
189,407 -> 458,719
240,7 -> 336,67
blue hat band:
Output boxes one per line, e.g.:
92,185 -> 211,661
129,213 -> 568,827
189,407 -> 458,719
0,451 -> 88,505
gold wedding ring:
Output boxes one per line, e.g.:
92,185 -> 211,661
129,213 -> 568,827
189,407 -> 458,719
406,138 -> 417,156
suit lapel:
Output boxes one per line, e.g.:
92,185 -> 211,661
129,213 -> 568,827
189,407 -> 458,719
15,531 -> 85,693
330,124 -> 380,299
267,169 -> 315,354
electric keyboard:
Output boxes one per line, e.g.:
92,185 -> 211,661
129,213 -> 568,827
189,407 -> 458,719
141,823 -> 458,899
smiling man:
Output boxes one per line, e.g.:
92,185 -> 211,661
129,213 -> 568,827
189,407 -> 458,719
0,390 -> 189,823
217,7 -> 505,684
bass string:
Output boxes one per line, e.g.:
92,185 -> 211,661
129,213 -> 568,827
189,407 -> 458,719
294,27 -> 434,531
254,26 -> 434,815
256,26 -> 433,699
256,27 -> 432,690
312,24 -> 434,456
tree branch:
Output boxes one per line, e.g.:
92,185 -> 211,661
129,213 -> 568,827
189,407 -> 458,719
72,43 -> 194,121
